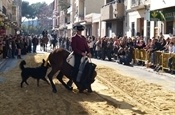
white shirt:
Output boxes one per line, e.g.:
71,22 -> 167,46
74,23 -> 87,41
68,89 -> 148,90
88,40 -> 95,48
168,45 -> 175,53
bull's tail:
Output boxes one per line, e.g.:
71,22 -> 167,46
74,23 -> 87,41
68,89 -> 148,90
19,60 -> 26,70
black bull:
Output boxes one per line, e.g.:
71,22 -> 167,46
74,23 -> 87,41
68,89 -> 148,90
45,48 -> 97,93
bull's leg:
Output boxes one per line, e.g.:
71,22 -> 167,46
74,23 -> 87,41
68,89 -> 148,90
48,69 -> 58,93
21,80 -> 24,88
73,81 -> 84,93
56,71 -> 73,91
42,78 -> 50,85
21,78 -> 29,88
87,84 -> 93,93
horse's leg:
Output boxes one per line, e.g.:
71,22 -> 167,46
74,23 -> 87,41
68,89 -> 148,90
48,69 -> 58,93
56,71 -> 73,91
67,80 -> 73,87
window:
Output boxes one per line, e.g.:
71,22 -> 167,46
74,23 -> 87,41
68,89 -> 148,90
106,0 -> 115,4
131,22 -> 135,36
131,0 -> 136,5
166,21 -> 173,34
147,21 -> 150,38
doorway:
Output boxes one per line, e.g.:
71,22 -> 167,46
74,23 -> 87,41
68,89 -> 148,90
137,18 -> 144,36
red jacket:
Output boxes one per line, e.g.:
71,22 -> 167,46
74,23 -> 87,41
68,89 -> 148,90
71,34 -> 90,55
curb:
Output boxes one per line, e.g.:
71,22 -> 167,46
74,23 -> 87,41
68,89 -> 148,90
0,59 -> 7,70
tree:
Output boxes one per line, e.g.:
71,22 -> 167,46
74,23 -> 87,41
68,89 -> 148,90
21,1 -> 53,34
59,0 -> 70,12
22,1 -> 34,18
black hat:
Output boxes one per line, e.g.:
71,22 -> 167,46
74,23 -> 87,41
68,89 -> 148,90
73,24 -> 85,31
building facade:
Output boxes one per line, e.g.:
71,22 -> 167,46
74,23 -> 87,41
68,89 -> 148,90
52,0 -> 174,39
52,0 -> 104,38
100,0 -> 125,38
125,0 -> 150,40
0,0 -> 21,35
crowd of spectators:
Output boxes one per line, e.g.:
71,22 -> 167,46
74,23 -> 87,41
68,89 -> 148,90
58,34 -> 175,73
1,33 -> 175,73
0,35 -> 39,59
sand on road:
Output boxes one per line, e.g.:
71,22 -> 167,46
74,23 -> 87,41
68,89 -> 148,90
0,53 -> 175,115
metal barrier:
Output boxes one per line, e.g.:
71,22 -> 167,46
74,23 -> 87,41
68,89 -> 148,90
134,49 -> 175,71
134,49 -> 149,63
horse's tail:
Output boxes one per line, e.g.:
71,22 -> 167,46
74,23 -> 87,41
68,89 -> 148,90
19,60 -> 26,70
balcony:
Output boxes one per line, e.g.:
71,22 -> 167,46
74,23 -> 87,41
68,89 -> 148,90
53,10 -> 59,16
67,6 -> 72,14
131,0 -> 150,10
74,14 -> 84,23
12,15 -> 16,22
12,5 -> 16,15
101,1 -> 124,21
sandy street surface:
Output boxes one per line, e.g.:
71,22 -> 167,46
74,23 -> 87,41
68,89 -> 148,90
0,53 -> 175,115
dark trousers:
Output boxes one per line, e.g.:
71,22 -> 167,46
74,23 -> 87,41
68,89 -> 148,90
90,48 -> 93,57
2,46 -> 7,58
12,48 -> 16,58
72,54 -> 82,79
27,45 -> 32,53
119,55 -> 131,65
168,57 -> 173,70
33,45 -> 37,53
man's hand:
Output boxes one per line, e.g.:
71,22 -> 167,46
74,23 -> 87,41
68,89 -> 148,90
81,52 -> 86,56
87,53 -> 92,58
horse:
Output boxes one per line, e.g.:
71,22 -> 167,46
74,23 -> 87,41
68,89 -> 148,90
40,36 -> 49,52
44,48 -> 97,93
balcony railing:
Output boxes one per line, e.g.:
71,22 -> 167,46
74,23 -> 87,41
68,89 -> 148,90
101,0 -> 124,21
131,0 -> 150,9
67,6 -> 72,14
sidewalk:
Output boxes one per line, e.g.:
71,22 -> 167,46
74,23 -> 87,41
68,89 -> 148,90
0,58 -> 7,83
92,59 -> 175,92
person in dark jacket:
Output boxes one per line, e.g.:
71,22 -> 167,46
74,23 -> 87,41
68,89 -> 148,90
32,36 -> 38,53
148,38 -> 161,66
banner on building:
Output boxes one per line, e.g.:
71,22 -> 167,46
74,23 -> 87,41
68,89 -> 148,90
150,11 -> 166,21
150,7 -> 175,21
